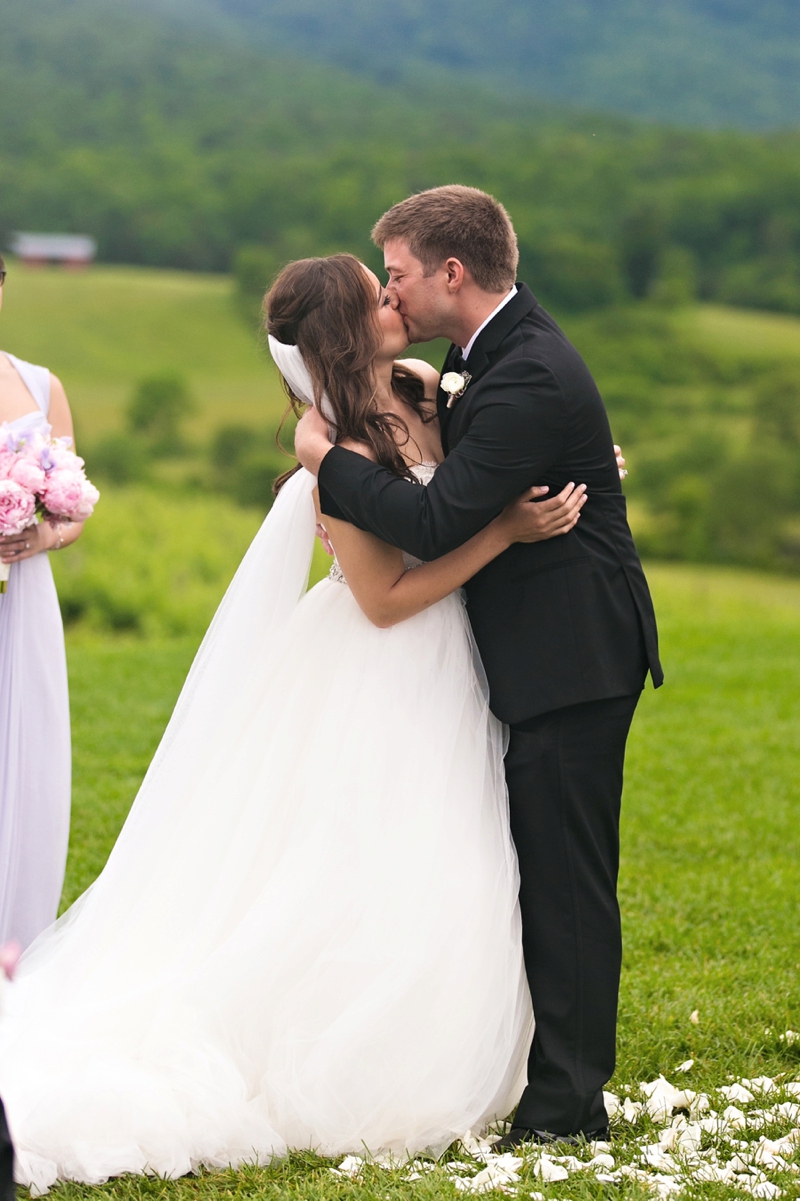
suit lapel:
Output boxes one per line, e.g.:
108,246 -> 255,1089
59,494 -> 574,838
443,285 -> 539,444
463,284 -> 538,386
435,286 -> 539,449
436,342 -> 460,451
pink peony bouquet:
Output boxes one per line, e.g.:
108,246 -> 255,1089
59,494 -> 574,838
0,423 -> 100,592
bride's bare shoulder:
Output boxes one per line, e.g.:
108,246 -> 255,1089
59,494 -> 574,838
395,357 -> 440,400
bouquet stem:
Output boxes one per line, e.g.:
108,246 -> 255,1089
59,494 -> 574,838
0,561 -> 8,594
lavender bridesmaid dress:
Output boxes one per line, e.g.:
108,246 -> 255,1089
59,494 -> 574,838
0,353 -> 71,949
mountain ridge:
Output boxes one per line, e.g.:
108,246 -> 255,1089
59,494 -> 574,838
129,0 -> 800,129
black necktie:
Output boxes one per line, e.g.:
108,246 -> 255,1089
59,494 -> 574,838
451,349 -> 467,374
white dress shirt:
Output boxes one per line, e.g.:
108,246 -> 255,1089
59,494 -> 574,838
461,285 -> 518,361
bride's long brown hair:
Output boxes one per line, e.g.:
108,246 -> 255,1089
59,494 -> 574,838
265,254 -> 433,493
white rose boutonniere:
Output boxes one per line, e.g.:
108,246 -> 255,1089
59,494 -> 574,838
440,370 -> 472,409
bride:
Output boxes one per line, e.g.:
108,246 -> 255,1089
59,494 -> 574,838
0,254 -> 586,1193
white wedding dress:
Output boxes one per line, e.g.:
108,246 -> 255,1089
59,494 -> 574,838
0,465 -> 533,1195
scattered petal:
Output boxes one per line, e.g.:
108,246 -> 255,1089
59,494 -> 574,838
690,1009 -> 700,1025
534,1156 -> 569,1182
676,1059 -> 694,1073
744,1077 -> 778,1095
723,1105 -> 748,1129
623,1097 -> 645,1123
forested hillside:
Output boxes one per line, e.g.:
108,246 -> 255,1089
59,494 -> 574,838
138,0 -> 800,129
2,0 -> 800,315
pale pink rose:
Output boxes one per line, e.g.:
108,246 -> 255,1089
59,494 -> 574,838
40,468 -> 85,517
8,455 -> 46,493
0,479 -> 36,535
0,450 -> 15,480
71,479 -> 100,521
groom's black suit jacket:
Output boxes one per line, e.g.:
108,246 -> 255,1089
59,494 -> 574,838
318,284 -> 662,724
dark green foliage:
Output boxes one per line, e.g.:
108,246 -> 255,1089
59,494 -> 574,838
183,0 -> 800,129
209,422 -> 291,508
127,373 -> 195,456
86,434 -> 151,485
565,303 -> 800,572
2,0 -> 800,316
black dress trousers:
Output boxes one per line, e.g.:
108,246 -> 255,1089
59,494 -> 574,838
505,691 -> 641,1136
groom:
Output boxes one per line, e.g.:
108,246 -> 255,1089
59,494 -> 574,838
295,185 -> 662,1144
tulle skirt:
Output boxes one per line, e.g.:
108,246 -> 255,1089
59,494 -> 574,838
0,474 -> 532,1194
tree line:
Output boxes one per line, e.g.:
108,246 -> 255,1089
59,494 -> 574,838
1,0 -> 800,315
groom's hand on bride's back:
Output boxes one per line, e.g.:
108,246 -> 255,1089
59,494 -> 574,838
499,481 -> 587,544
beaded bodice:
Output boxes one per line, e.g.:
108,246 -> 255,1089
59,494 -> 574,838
328,461 -> 438,584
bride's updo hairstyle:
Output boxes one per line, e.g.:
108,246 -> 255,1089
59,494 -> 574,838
266,253 -> 431,492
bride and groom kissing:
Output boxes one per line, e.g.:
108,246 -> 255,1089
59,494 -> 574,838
0,185 -> 661,1191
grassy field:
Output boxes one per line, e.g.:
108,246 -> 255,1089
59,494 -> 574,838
0,262 -> 285,441
48,559 -> 800,1201
3,261 -> 800,446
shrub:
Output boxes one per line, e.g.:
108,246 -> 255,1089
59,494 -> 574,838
84,434 -> 150,485
52,486 -> 262,637
127,373 -> 196,456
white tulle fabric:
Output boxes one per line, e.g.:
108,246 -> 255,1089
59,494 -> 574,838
0,466 -> 533,1195
267,335 -> 337,440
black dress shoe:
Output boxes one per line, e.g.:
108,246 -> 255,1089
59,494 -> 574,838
493,1124 -> 611,1151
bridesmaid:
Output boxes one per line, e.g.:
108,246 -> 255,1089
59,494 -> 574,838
0,253 -> 84,949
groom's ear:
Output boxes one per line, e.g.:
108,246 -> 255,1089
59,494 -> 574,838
444,258 -> 466,293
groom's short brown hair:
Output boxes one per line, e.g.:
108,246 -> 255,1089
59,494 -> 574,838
372,185 -> 518,293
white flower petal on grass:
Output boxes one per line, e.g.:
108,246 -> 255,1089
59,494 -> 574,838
459,1130 -> 496,1162
779,1031 -> 799,1046
785,1083 -> 800,1100
640,1076 -> 695,1121
589,1152 -> 616,1170
533,1155 -> 569,1181
689,1092 -> 711,1116
744,1077 -> 778,1095
690,1009 -> 700,1025
773,1102 -> 800,1122
723,1105 -> 748,1129
720,1082 -> 755,1104
640,1144 -> 679,1172
748,1182 -> 783,1199
693,1162 -> 736,1183
676,1059 -> 694,1073
700,1115 -> 728,1136
623,1097 -> 646,1122
677,1121 -> 704,1154
753,1135 -> 799,1166
529,1192 -> 546,1200
621,1165 -> 683,1196
457,1154 -> 523,1193
604,1090 -> 621,1118
330,1155 -> 365,1178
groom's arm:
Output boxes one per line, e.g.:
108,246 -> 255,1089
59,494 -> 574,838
317,359 -> 568,562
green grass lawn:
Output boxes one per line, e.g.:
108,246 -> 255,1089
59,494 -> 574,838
0,262 -> 285,441
46,560 -> 800,1201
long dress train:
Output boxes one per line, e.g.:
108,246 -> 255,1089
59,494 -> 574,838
0,465 -> 533,1194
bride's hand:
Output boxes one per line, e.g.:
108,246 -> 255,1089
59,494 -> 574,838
615,444 -> 628,479
498,481 -> 587,545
